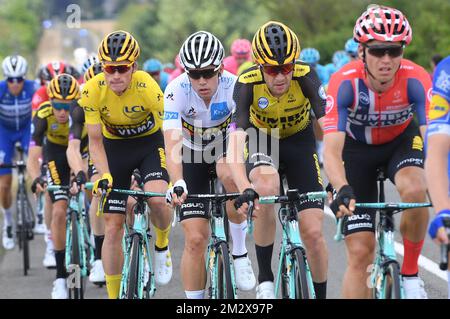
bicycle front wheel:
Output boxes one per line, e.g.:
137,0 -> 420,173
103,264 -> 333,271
381,262 -> 402,299
124,234 -> 140,299
291,248 -> 312,299
212,242 -> 235,299
69,211 -> 84,299
18,187 -> 29,276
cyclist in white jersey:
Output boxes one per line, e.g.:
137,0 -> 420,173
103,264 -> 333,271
164,31 -> 256,299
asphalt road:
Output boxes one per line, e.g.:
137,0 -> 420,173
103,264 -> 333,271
0,171 -> 448,299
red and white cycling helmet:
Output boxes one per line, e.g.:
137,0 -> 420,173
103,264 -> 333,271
231,39 -> 251,58
353,5 -> 412,45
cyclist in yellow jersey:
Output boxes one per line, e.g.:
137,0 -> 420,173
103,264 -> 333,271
228,21 -> 329,298
78,31 -> 172,299
27,74 -> 82,298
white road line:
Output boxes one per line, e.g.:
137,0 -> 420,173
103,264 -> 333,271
324,205 -> 448,282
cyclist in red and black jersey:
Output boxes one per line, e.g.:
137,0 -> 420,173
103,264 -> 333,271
323,5 -> 431,299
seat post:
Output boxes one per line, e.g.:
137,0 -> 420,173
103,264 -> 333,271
376,167 -> 386,203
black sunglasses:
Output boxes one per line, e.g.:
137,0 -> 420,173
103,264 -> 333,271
365,45 -> 404,58
187,68 -> 219,80
7,77 -> 24,83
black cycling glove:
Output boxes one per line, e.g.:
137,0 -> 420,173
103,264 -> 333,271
234,188 -> 259,210
72,171 -> 87,188
31,176 -> 46,193
330,185 -> 355,215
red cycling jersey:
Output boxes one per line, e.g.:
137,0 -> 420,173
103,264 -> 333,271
324,59 -> 432,144
32,85 -> 49,114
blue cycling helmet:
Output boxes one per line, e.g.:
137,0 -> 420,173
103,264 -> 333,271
143,58 -> 163,73
332,50 -> 350,68
300,48 -> 320,65
345,38 -> 358,57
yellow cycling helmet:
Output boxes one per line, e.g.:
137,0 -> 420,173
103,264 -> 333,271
98,30 -> 140,63
84,62 -> 102,82
252,21 -> 300,65
47,74 -> 80,100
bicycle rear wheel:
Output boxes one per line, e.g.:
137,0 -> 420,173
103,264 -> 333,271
278,253 -> 290,299
382,262 -> 402,299
213,242 -> 235,299
18,186 -> 29,276
124,234 -> 140,299
291,248 -> 312,299
69,211 -> 83,299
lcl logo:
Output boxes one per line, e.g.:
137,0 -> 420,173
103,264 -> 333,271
123,105 -> 145,119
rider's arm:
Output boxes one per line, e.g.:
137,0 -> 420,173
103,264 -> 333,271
86,123 -> 110,176
408,72 -> 432,139
66,105 -> 85,174
163,129 -> 183,183
26,116 -> 46,180
227,80 -> 253,192
323,132 -> 348,190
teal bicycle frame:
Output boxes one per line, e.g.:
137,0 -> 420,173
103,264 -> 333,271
95,186 -> 165,299
250,190 -> 327,299
335,201 -> 431,299
47,185 -> 94,298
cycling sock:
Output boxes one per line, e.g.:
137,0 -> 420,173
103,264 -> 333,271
255,243 -> 274,283
154,224 -> 171,250
3,208 -> 13,227
232,252 -> 248,259
447,271 -> 450,299
185,289 -> 205,299
54,249 -> 66,279
229,220 -> 248,257
105,274 -> 122,299
94,235 -> 105,260
401,238 -> 424,276
313,281 -> 327,299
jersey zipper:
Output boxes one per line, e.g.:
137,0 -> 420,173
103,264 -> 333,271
15,96 -> 19,131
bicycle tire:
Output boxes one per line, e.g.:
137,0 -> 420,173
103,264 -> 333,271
382,262 -> 402,299
279,253 -> 290,299
292,248 -> 311,299
214,242 -> 234,299
18,186 -> 29,276
125,234 -> 140,299
69,211 -> 83,299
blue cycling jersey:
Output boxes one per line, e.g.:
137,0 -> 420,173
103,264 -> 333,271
316,64 -> 330,85
0,79 -> 36,131
159,71 -> 169,92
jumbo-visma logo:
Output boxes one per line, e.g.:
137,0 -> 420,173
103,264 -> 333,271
123,105 -> 146,119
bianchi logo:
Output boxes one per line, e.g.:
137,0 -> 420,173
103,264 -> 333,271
258,97 -> 269,109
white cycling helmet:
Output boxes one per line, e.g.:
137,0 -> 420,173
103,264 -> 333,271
179,31 -> 224,71
81,55 -> 100,74
2,55 -> 28,78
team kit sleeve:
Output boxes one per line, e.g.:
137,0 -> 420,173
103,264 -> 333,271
231,79 -> 253,131
297,67 -> 327,120
407,67 -> 432,126
162,79 -> 183,131
69,104 -> 85,140
30,114 -> 47,147
427,59 -> 450,136
143,73 -> 165,123
78,80 -> 100,125
323,72 -> 354,134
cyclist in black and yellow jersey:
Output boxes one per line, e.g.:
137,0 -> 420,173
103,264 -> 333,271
228,21 -> 329,298
78,30 -> 172,299
27,74 -> 83,299
66,61 -> 106,285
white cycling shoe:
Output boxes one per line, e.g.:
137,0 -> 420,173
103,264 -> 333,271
43,236 -> 56,268
154,248 -> 172,285
51,278 -> 68,299
256,281 -> 275,299
33,218 -> 46,235
89,260 -> 106,284
233,256 -> 256,291
2,226 -> 15,250
403,276 -> 428,299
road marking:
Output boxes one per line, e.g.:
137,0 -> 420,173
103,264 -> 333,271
324,205 -> 448,282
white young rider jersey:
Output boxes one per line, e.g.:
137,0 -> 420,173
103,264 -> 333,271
162,70 -> 236,151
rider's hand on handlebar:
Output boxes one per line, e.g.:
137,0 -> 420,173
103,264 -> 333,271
428,209 -> 450,245
93,173 -> 113,197
31,176 -> 46,194
70,171 -> 87,194
330,185 -> 356,218
234,188 -> 260,217
166,179 -> 188,207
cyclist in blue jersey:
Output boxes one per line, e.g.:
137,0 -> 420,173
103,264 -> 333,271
143,58 -> 169,91
0,55 -> 37,250
345,38 -> 360,61
425,55 -> 450,298
300,48 -> 330,85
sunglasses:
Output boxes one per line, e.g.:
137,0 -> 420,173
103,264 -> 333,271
52,102 -> 71,111
365,45 -> 404,58
7,77 -> 24,83
186,68 -> 219,80
261,63 -> 295,76
102,63 -> 133,74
